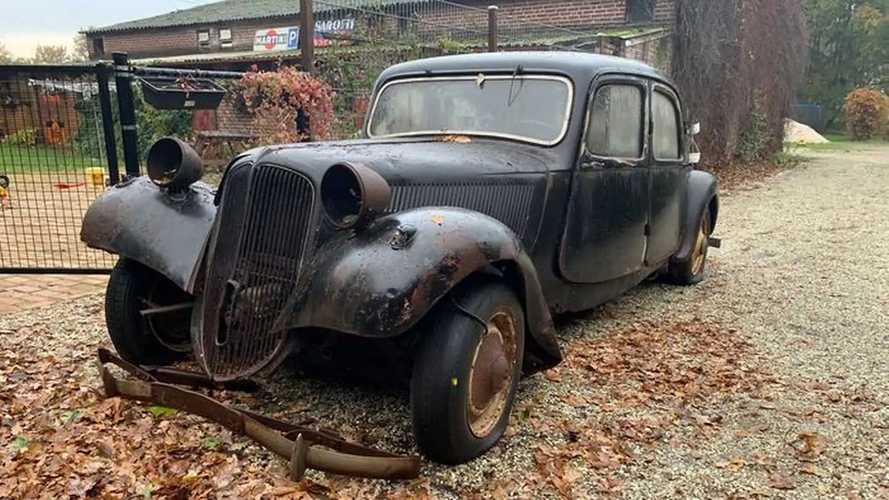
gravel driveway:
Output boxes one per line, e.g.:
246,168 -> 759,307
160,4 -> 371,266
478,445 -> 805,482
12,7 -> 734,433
1,143 -> 887,498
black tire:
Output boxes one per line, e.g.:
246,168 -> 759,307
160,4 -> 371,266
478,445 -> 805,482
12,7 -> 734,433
668,210 -> 711,285
105,258 -> 190,366
410,280 -> 525,464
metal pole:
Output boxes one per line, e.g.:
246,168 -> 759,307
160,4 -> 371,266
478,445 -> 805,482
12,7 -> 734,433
488,5 -> 499,53
300,0 -> 315,73
112,53 -> 140,178
95,64 -> 120,185
131,67 -> 244,79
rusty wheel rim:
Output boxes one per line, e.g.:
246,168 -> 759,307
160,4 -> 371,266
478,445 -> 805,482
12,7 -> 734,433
467,309 -> 518,438
143,279 -> 192,353
691,215 -> 710,276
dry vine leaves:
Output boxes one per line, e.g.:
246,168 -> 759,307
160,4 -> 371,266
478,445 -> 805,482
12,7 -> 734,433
481,321 -> 778,497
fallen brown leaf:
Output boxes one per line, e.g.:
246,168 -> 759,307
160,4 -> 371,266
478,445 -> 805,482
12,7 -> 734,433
800,463 -> 825,477
795,431 -> 827,461
715,457 -> 748,473
769,472 -> 797,490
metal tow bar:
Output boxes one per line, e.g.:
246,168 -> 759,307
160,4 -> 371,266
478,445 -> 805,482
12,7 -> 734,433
96,348 -> 420,481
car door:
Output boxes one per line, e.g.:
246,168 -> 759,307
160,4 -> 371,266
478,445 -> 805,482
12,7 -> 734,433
559,76 -> 650,284
645,84 -> 689,266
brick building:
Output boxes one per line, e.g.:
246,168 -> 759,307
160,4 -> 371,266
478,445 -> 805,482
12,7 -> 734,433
84,0 -> 674,68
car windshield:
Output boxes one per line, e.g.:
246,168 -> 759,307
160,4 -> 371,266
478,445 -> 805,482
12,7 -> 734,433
367,75 -> 573,145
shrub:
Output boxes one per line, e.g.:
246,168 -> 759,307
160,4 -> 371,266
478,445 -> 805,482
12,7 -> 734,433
736,110 -> 769,162
883,99 -> 889,141
236,66 -> 335,144
73,86 -> 192,162
133,86 -> 192,157
4,128 -> 38,146
843,88 -> 887,140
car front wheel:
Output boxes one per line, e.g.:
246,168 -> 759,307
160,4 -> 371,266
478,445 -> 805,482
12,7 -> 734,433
410,280 -> 525,464
105,258 -> 192,366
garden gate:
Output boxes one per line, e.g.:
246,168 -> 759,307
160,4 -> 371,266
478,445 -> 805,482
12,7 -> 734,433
0,55 -> 242,274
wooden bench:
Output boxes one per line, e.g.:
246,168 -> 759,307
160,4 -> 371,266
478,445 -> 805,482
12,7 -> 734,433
193,131 -> 258,171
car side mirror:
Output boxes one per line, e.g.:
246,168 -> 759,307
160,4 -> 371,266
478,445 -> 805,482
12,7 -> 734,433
688,122 -> 701,136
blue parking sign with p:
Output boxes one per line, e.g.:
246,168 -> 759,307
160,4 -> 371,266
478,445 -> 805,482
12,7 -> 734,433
288,28 -> 300,49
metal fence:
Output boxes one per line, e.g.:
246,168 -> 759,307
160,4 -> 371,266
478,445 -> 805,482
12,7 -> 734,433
308,0 -> 600,140
0,64 -> 119,272
311,0 -> 592,49
309,0 -> 672,78
791,103 -> 826,133
0,59 -> 244,273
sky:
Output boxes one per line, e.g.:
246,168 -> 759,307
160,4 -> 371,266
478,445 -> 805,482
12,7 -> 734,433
1,0 -> 219,57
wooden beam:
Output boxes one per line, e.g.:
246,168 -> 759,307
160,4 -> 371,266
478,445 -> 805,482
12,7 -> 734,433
488,5 -> 499,53
300,0 -> 315,73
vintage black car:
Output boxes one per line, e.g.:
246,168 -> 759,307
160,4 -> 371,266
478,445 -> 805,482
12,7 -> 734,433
82,52 -> 719,465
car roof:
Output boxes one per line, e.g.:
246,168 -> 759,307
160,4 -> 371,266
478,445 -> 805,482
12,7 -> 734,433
376,51 -> 670,87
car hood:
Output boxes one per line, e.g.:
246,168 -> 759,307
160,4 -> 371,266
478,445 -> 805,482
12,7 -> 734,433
249,136 -> 557,185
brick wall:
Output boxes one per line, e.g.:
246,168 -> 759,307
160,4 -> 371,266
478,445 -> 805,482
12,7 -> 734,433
417,0 -> 673,35
88,16 -> 300,59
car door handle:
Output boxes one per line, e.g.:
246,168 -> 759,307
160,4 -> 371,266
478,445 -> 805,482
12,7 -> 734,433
585,159 -> 633,169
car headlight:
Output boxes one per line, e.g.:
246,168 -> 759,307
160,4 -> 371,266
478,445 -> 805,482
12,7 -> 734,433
146,137 -> 204,190
321,162 -> 391,229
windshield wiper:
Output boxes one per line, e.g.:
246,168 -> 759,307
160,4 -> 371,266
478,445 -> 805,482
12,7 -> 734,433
507,64 -> 524,107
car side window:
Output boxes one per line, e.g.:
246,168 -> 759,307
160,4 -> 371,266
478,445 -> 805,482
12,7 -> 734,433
586,84 -> 644,159
652,90 -> 681,160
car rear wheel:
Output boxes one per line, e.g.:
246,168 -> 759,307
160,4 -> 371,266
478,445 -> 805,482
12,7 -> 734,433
105,258 -> 192,366
668,210 -> 711,285
410,280 -> 525,464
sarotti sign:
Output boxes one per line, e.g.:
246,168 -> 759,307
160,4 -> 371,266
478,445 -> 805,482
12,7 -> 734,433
252,18 -> 356,52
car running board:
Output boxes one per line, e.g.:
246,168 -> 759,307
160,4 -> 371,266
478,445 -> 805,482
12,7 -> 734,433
96,348 -> 421,481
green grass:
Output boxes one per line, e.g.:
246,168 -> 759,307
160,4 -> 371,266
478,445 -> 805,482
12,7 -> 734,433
0,144 -> 104,173
823,132 -> 853,143
786,131 -> 887,152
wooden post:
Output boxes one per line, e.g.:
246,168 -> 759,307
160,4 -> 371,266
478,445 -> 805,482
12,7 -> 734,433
300,0 -> 315,73
488,5 -> 499,53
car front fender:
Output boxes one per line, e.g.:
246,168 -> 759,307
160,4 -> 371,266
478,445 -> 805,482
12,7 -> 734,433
277,207 -> 562,369
80,177 -> 216,293
673,170 -> 719,263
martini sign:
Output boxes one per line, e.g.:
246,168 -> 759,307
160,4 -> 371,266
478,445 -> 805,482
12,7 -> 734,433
253,18 -> 356,52
253,27 -> 299,51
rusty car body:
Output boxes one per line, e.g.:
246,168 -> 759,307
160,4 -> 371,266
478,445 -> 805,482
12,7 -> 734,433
82,52 -> 719,465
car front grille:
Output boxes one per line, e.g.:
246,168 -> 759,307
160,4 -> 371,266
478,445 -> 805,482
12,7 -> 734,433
199,164 -> 315,380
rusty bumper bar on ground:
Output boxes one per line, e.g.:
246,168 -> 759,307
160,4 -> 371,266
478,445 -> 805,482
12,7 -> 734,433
96,349 -> 420,481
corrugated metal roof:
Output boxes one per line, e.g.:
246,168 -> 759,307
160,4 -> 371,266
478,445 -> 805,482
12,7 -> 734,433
85,0 -> 429,34
131,44 -> 420,66
129,27 -> 669,66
